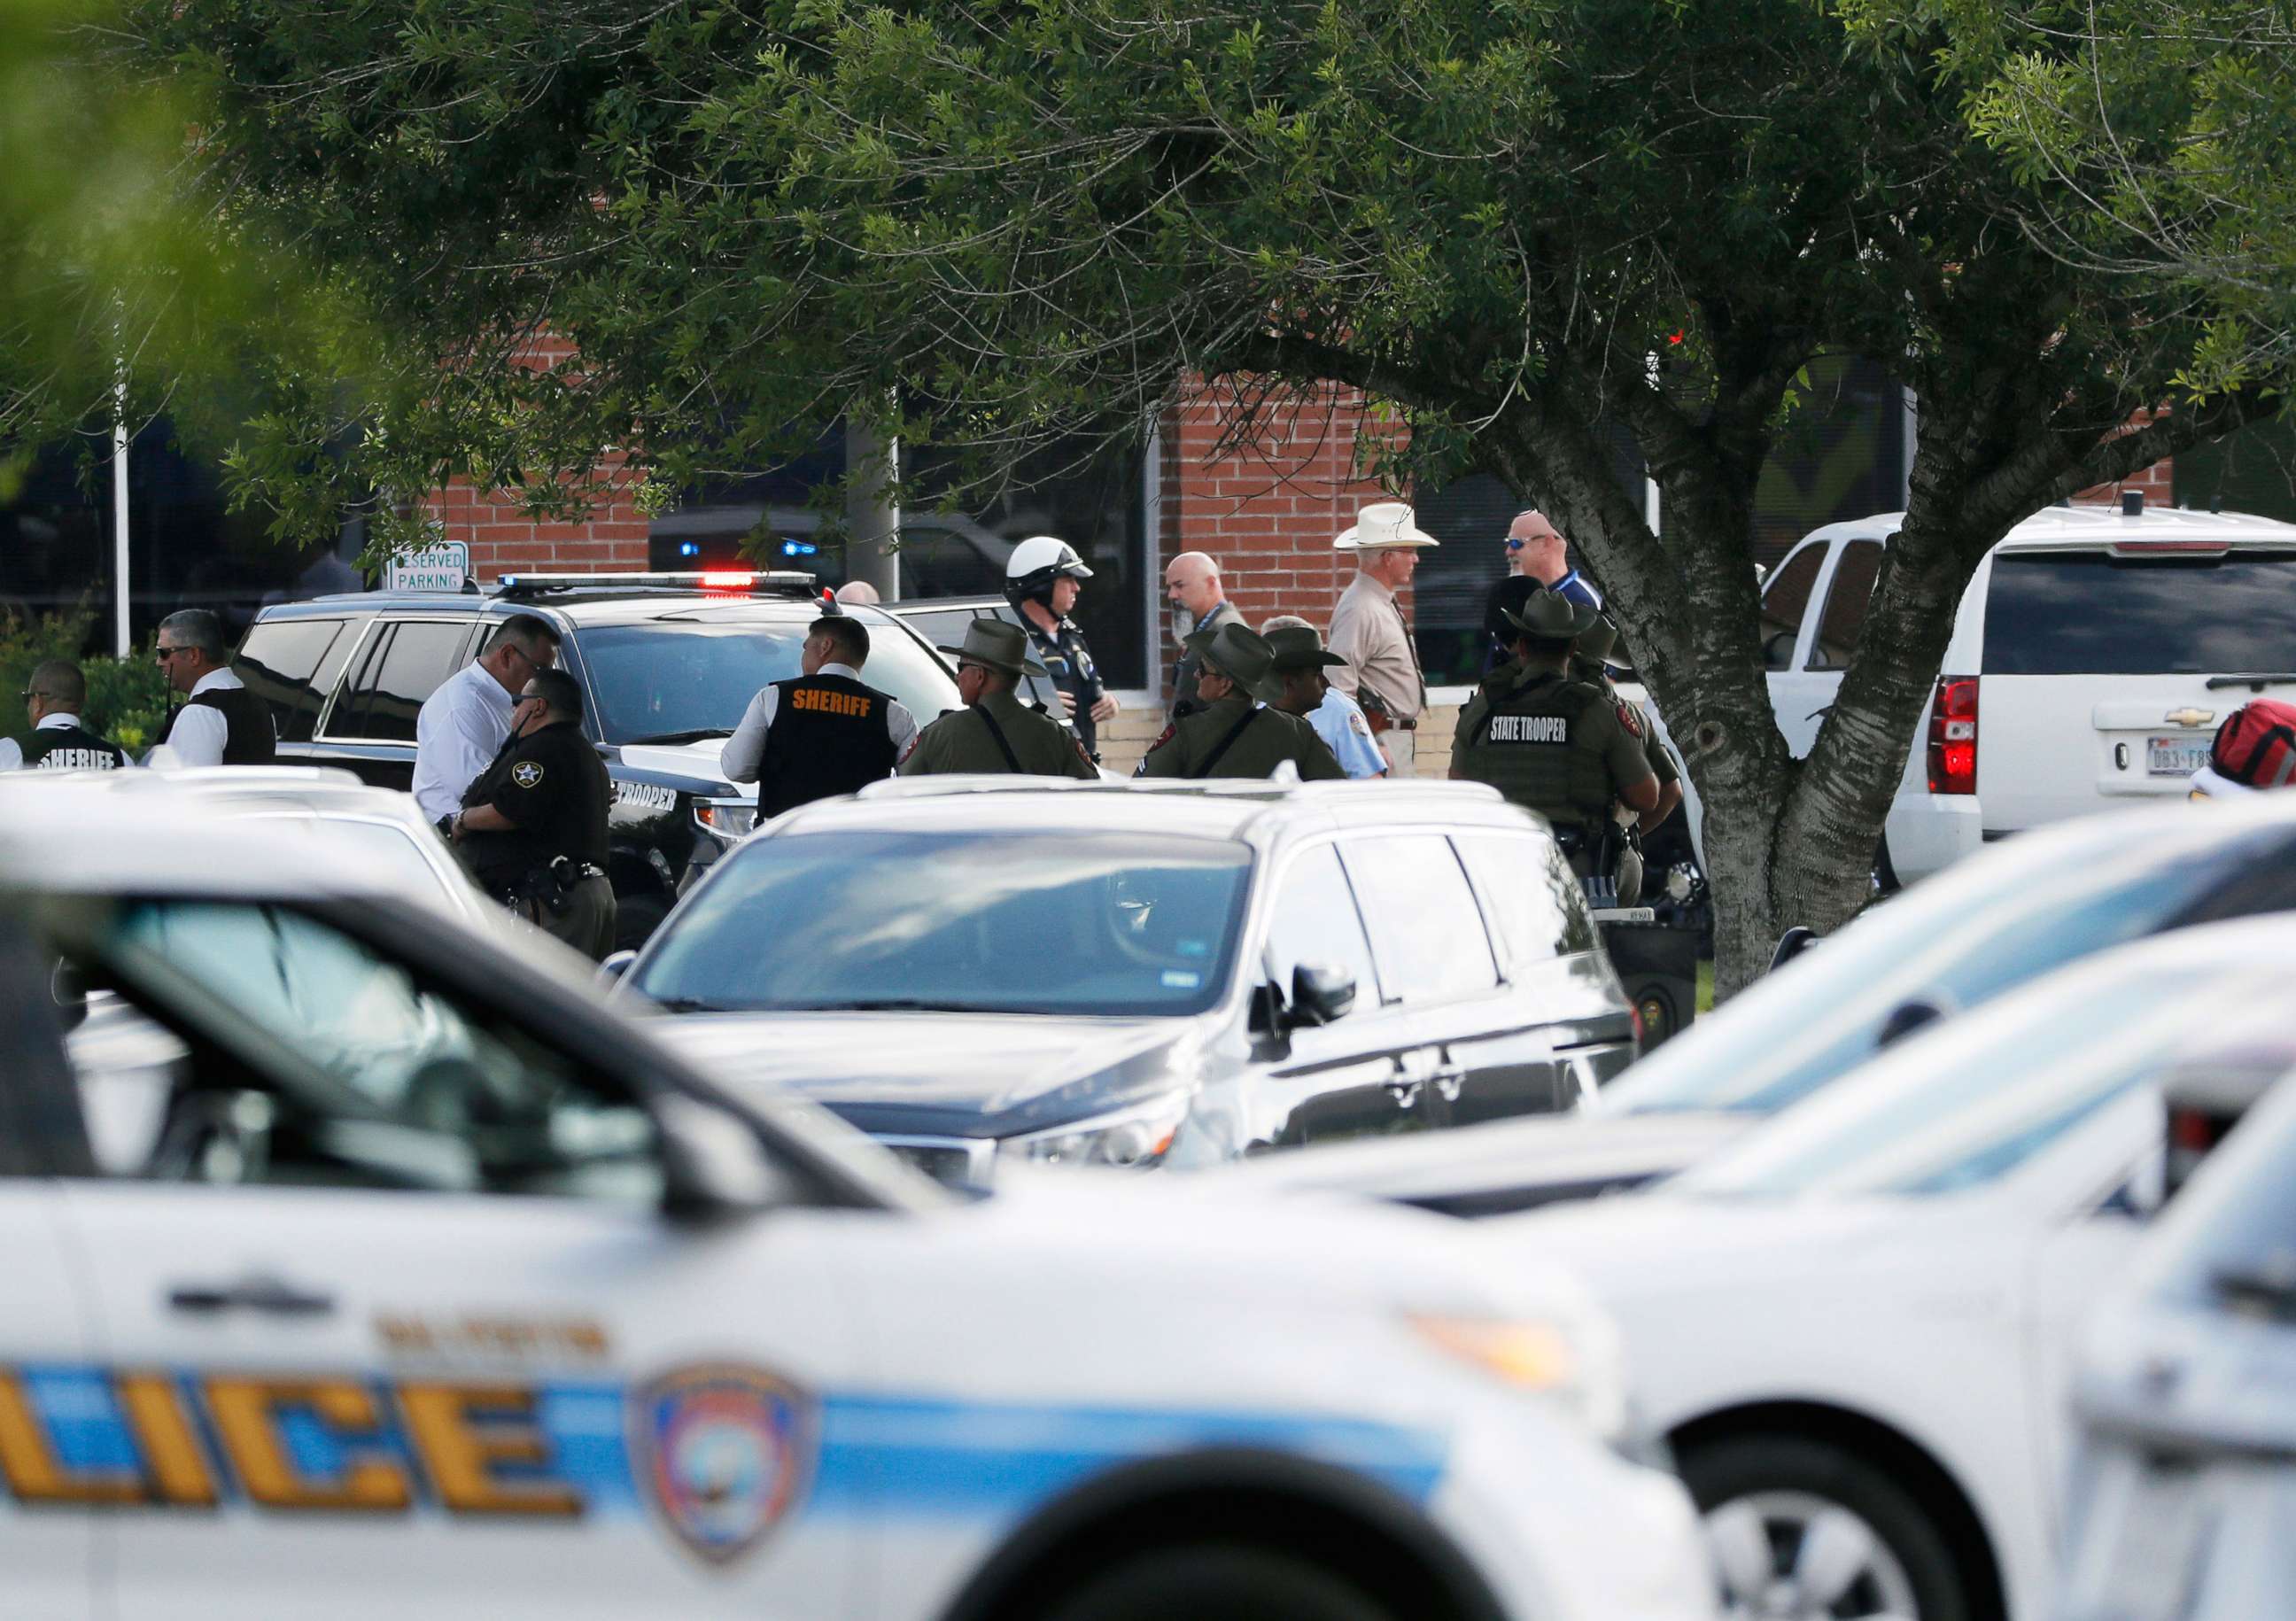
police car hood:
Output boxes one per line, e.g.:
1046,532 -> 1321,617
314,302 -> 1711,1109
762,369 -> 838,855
612,738 -> 744,794
648,1010 -> 1191,1136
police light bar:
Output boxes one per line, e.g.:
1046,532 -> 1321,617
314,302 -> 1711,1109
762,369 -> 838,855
493,570 -> 818,595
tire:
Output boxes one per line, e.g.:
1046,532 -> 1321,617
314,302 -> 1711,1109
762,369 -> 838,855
1679,1434 -> 1972,1621
1872,835 -> 1902,896
1037,1543 -> 1397,1621
610,888 -> 671,953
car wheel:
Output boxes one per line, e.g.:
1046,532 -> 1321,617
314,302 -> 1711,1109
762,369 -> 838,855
1037,1543 -> 1396,1621
1681,1436 -> 1970,1621
611,889 -> 671,953
1872,835 -> 1902,897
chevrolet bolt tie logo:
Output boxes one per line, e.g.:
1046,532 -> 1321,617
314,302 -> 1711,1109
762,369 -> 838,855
2164,708 -> 2215,727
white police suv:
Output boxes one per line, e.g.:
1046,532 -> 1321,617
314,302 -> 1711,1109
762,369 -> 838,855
0,786 -> 1711,1621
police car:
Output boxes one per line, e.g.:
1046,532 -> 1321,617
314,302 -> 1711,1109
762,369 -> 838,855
1,786 -> 1714,1621
233,572 -> 965,948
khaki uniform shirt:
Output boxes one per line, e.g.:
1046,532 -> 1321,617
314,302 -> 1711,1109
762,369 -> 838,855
1327,571 -> 1426,723
1136,695 -> 1347,780
899,689 -> 1098,779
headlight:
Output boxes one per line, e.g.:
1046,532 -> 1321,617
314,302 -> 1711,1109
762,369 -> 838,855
1409,1310 -> 1629,1442
693,799 -> 758,842
998,1091 -> 1191,1169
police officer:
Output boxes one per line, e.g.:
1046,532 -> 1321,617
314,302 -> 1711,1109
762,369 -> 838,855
1005,535 -> 1117,759
1451,589 -> 1658,888
1573,616 -> 1686,832
900,619 -> 1099,778
720,609 -> 919,815
450,667 -> 617,958
153,609 -> 275,766
0,662 -> 130,772
1137,624 -> 1346,780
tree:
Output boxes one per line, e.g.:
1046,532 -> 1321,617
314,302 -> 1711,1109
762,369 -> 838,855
136,0 -> 2292,989
1851,0 -> 2296,400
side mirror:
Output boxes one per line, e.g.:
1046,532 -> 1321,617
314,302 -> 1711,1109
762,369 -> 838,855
655,1094 -> 791,1222
1875,995 -> 1952,1050
1767,927 -> 1818,973
598,950 -> 638,985
1284,962 -> 1357,1029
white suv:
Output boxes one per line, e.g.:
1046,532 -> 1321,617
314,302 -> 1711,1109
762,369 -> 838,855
1755,501 -> 2296,885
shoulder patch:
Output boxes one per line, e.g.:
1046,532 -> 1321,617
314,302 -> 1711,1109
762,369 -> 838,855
1143,722 -> 1176,755
511,761 -> 544,788
1615,701 -> 1644,739
1349,712 -> 1370,738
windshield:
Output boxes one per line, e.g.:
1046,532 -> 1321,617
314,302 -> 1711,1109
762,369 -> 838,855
1610,817 -> 2296,1117
577,619 -> 961,745
1673,957 -> 2269,1200
631,830 -> 1254,1016
1984,550 -> 2296,676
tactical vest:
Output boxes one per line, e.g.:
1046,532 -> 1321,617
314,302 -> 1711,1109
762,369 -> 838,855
20,724 -> 128,772
159,686 -> 277,765
1455,671 -> 1615,843
756,673 -> 900,816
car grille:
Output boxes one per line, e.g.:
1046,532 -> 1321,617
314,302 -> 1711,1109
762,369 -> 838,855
877,1136 -> 993,1187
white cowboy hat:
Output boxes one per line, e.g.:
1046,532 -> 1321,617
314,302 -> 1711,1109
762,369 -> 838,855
1334,500 -> 1439,551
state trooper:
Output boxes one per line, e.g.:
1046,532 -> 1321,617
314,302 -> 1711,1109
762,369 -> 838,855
900,618 -> 1099,779
1136,623 -> 1346,781
1451,588 -> 1658,895
720,609 -> 919,816
450,667 -> 617,958
1005,535 -> 1117,760
0,662 -> 130,772
1572,616 -> 1687,884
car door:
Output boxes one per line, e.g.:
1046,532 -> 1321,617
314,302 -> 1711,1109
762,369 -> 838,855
1248,841 -> 1434,1146
48,896 -> 865,1621
1338,834 -> 1560,1125
1758,539 -> 1835,757
0,921 -> 105,1620
306,618 -> 481,789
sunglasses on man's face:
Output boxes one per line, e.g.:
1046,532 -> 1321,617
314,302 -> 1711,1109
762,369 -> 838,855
154,646 -> 186,660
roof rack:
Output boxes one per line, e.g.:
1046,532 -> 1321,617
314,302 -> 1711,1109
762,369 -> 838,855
491,570 -> 819,598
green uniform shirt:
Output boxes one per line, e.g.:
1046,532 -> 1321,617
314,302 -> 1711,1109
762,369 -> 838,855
1136,695 -> 1346,780
1453,662 -> 1652,863
899,689 -> 1098,779
1571,655 -> 1679,787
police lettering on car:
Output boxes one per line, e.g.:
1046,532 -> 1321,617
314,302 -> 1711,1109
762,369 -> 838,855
719,608 -> 919,816
0,661 -> 130,773
1450,586 -> 1657,886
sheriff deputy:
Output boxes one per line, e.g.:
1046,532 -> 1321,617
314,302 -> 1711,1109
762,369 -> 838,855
451,667 -> 617,958
0,661 -> 130,772
720,609 -> 919,815
1450,588 -> 1658,888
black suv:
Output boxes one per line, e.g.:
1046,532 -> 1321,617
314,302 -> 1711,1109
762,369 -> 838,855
233,573 -> 962,948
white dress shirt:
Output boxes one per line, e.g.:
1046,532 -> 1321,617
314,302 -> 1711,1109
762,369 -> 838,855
0,712 -> 133,773
720,663 -> 920,783
413,660 -> 518,823
165,670 -> 252,769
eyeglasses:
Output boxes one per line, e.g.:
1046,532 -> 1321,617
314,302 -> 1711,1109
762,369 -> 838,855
154,646 -> 186,661
515,690 -> 545,706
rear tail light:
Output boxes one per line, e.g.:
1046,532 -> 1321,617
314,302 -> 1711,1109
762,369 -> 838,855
1928,676 -> 1979,795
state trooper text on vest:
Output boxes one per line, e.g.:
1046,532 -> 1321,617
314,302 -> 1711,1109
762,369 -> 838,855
1488,715 -> 1569,744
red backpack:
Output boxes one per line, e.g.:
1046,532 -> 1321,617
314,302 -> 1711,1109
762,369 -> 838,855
2210,699 -> 2296,787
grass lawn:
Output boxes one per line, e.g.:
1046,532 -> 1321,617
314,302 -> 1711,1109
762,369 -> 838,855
1696,958 -> 1715,1014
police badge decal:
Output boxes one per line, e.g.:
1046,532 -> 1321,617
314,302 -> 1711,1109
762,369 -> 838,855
512,762 -> 545,788
631,1363 -> 818,1566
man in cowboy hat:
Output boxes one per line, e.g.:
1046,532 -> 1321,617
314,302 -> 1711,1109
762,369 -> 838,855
1136,623 -> 1346,780
1262,616 -> 1386,779
1572,615 -> 1684,839
1327,500 -> 1436,776
1452,586 -> 1658,891
900,618 -> 1099,779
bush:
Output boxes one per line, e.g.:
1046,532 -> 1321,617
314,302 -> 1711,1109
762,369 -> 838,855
0,605 -> 175,756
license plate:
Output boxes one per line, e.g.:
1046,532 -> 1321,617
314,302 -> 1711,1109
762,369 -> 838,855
2101,1468 -> 2210,1621
2149,736 -> 2211,777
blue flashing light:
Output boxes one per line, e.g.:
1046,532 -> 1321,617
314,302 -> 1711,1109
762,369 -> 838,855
781,539 -> 819,557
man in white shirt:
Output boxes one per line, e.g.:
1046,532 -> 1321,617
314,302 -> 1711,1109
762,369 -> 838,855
154,609 -> 275,767
1326,501 -> 1438,776
412,614 -> 562,829
721,611 -> 919,816
0,661 -> 131,772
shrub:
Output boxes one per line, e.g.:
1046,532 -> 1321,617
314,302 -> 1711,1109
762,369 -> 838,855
0,605 -> 175,756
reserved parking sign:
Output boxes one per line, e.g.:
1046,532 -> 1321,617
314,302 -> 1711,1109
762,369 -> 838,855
384,541 -> 470,592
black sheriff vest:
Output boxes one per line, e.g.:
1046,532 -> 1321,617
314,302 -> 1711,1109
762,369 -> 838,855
756,673 -> 900,816
21,723 -> 128,772
159,686 -> 278,765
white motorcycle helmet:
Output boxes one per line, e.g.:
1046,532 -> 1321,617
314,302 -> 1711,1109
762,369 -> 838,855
1004,534 -> 1093,609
